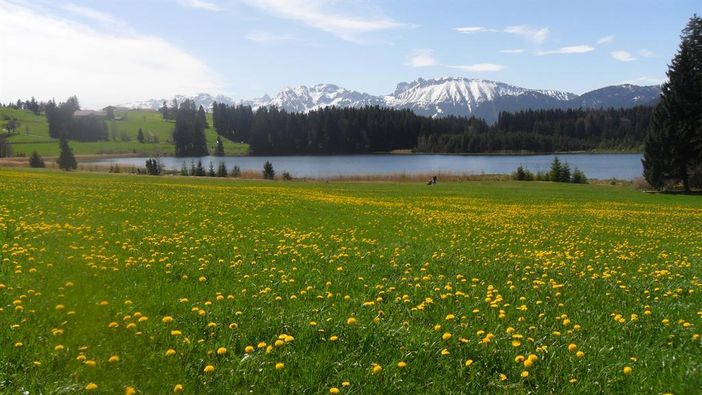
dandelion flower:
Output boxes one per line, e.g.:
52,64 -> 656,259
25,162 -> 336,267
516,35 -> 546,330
465,359 -> 474,367
203,364 -> 215,373
125,386 -> 136,395
245,345 -> 254,353
397,361 -> 407,368
275,362 -> 285,370
623,366 -> 632,375
165,349 -> 176,357
85,383 -> 98,391
521,371 -> 529,378
568,343 -> 577,352
109,355 -> 120,363
442,332 -> 452,341
216,347 -> 227,355
330,388 -> 340,394
347,317 -> 357,325
173,384 -> 184,393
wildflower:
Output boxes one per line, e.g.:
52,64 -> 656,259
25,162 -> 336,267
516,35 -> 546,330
54,344 -> 64,352
173,384 -> 184,393
347,317 -> 357,325
203,364 -> 215,373
372,364 -> 382,374
217,347 -> 227,355
465,359 -> 474,367
329,335 -> 339,342
442,332 -> 452,341
125,387 -> 136,395
162,316 -> 174,323
521,371 -> 529,378
245,345 -> 254,353
623,366 -> 632,375
330,388 -> 340,394
109,355 -> 120,363
397,361 -> 407,368
445,314 -> 455,321
165,349 -> 176,357
275,362 -> 285,370
568,343 -> 577,352
85,383 -> 98,391
440,348 -> 450,356
576,351 -> 585,358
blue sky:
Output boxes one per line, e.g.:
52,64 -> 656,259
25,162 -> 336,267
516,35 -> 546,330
1,0 -> 700,108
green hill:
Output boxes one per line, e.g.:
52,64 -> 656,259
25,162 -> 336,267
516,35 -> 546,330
1,107 -> 248,157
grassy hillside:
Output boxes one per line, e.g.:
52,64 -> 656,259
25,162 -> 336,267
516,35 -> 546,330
1,107 -> 248,157
1,168 -> 700,394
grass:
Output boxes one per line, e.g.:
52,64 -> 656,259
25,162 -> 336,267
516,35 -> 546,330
0,168 -> 700,394
1,108 -> 248,157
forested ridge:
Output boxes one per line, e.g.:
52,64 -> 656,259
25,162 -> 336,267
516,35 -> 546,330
212,102 -> 653,154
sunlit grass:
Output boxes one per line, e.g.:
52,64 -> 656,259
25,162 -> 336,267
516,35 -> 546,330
0,168 -> 700,394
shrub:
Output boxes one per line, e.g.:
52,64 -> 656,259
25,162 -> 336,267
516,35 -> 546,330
216,162 -> 228,177
230,165 -> 241,178
571,168 -> 588,184
29,151 -> 45,168
512,165 -> 534,181
282,171 -> 292,181
145,158 -> 161,175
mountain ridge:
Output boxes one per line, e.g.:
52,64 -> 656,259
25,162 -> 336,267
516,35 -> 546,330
117,78 -> 661,123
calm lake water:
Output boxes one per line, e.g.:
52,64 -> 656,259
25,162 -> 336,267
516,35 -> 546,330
92,153 -> 644,180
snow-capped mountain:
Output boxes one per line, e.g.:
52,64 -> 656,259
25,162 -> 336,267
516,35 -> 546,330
384,77 -> 577,122
263,84 -> 385,112
574,84 -> 661,109
118,93 -> 236,111
116,78 -> 661,123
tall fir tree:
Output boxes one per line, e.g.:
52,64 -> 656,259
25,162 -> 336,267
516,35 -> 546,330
643,16 -> 702,191
214,135 -> 225,156
57,137 -> 77,170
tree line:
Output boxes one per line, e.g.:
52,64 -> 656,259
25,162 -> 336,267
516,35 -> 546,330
212,101 -> 653,155
45,96 -> 108,141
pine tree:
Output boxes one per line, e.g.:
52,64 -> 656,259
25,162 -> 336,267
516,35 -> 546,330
549,157 -> 562,182
195,160 -> 206,176
137,128 -> 145,143
198,105 -> 209,129
207,162 -> 216,177
230,165 -> 241,177
263,161 -> 275,179
180,162 -> 189,176
57,137 -> 77,170
214,135 -> 225,156
216,162 -> 228,177
643,15 -> 702,191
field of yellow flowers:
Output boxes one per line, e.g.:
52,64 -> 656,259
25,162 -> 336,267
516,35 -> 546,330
1,168 -> 701,394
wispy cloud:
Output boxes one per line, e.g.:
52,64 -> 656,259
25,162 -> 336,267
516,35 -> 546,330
0,1 -> 220,109
504,25 -> 549,44
610,50 -> 637,62
245,31 -> 294,43
597,35 -> 614,45
454,24 -> 549,44
177,0 -> 219,11
638,49 -> 654,57
538,45 -> 595,55
500,48 -> 525,54
454,26 -> 498,34
407,49 -> 438,67
449,63 -> 506,72
62,3 -> 131,31
241,0 -> 410,42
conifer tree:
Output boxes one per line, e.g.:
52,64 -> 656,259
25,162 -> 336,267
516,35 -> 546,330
643,15 -> 702,191
214,135 -> 225,156
263,161 -> 275,179
217,162 -> 227,177
57,137 -> 77,170
29,151 -> 45,168
137,128 -> 145,143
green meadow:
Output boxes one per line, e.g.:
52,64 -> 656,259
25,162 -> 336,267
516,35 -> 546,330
1,108 -> 248,157
1,168 -> 700,394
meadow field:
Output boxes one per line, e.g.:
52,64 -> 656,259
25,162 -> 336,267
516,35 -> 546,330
1,168 -> 701,394
1,108 -> 248,157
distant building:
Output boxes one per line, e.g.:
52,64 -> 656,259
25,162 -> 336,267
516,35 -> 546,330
73,110 -> 106,118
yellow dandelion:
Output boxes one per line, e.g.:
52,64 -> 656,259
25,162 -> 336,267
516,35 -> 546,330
85,383 -> 98,391
203,364 -> 215,373
397,361 -> 407,368
173,384 -> 184,393
216,347 -> 227,355
330,388 -> 340,394
275,362 -> 285,370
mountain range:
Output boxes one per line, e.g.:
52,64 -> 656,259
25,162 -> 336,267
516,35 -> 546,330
118,77 -> 661,123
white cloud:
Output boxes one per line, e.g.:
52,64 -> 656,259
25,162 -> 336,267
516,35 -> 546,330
62,3 -> 125,28
504,25 -> 549,44
454,26 -> 497,34
245,31 -> 294,43
538,45 -> 595,55
177,0 -> 219,11
610,50 -> 637,62
407,49 -> 438,67
597,35 -> 614,45
449,63 -> 506,72
500,49 -> 525,54
638,49 -> 654,57
241,0 -> 409,42
0,1 -> 221,109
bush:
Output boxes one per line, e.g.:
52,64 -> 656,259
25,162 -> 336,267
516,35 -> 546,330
282,171 -> 292,180
29,151 -> 45,168
571,168 -> 588,184
57,137 -> 77,171
145,158 -> 161,175
230,165 -> 241,178
207,162 -> 216,177
216,162 -> 228,177
263,161 -> 275,180
512,165 -> 534,181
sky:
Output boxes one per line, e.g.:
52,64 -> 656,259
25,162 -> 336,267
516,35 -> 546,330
0,0 -> 700,109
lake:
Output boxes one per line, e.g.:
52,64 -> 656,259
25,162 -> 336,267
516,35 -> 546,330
91,153 -> 644,180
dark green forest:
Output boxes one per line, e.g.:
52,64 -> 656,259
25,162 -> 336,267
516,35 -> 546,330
212,102 -> 653,155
